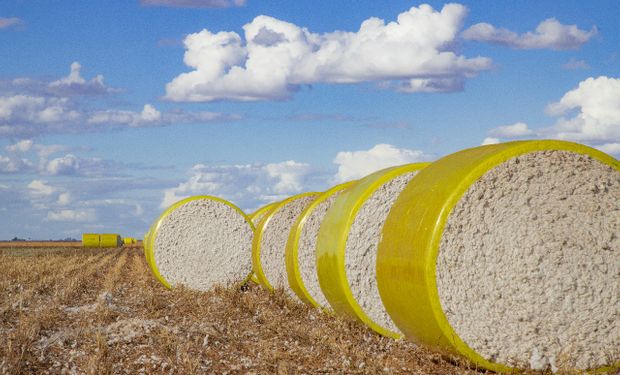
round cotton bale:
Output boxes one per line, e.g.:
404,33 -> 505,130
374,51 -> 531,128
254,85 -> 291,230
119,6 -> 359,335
377,140 -> 620,372
252,192 -> 319,293
82,233 -> 100,248
100,234 -> 122,248
145,196 -> 255,291
316,163 -> 430,338
285,181 -> 357,308
247,202 -> 280,284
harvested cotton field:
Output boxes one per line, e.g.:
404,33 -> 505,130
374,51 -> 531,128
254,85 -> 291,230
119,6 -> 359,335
0,246 -> 504,374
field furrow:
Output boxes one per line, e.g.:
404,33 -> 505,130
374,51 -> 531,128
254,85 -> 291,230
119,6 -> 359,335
0,247 -> 498,375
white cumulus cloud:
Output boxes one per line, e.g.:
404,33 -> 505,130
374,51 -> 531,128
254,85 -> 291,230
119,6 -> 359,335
488,122 -> 533,138
27,180 -> 57,197
0,154 -> 31,173
333,144 -> 432,183
462,18 -> 596,50
46,154 -> 80,175
48,61 -> 117,96
264,160 -> 311,194
481,137 -> 500,145
481,76 -> 620,155
165,3 -> 492,102
88,104 -> 162,127
57,192 -> 72,206
6,139 -> 34,153
0,95 -> 79,124
0,17 -> 22,30
545,76 -> 620,143
46,209 -> 96,222
161,160 -> 315,209
0,62 -> 239,137
87,104 -> 234,128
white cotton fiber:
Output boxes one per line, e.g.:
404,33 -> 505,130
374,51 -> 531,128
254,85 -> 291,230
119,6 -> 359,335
153,198 -> 253,291
259,195 -> 317,294
344,172 -> 418,333
437,151 -> 620,370
297,192 -> 342,307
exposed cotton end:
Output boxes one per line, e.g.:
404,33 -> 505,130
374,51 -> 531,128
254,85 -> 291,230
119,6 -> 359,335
345,172 -> 418,334
297,192 -> 343,307
153,198 -> 254,291
437,150 -> 620,370
259,195 -> 317,294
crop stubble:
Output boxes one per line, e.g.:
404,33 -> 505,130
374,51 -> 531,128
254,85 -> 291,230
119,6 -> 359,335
0,247 -> 552,374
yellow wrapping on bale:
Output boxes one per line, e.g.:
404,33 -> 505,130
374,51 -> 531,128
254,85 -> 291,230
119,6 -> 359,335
316,163 -> 429,338
247,202 -> 280,284
144,224 -> 156,268
376,140 -> 620,373
252,192 -> 320,291
100,233 -> 122,248
123,237 -> 136,246
285,181 -> 357,308
82,233 -> 100,248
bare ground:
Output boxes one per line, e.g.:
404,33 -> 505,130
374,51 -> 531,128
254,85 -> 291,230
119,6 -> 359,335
0,247 -> 559,374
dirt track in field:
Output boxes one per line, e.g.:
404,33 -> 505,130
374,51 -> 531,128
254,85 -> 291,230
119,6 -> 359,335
0,247 -> 535,374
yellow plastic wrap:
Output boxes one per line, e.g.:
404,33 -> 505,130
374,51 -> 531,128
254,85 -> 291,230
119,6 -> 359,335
143,224 -> 155,266
249,202 -> 279,225
145,196 -> 255,289
146,221 -> 161,269
100,233 -> 122,248
82,233 -> 100,248
376,140 -> 620,372
147,229 -> 155,261
316,163 -> 430,339
252,192 -> 319,291
247,202 -> 280,284
285,181 -> 357,308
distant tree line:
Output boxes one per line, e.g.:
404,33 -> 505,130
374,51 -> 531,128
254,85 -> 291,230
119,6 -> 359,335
7,237 -> 79,242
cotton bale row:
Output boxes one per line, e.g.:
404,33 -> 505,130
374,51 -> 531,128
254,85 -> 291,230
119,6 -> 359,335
139,139 -> 618,373
144,196 -> 255,291
247,140 -> 618,373
83,233 -> 123,248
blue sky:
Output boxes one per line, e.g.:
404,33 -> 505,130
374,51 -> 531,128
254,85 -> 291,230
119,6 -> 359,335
0,0 -> 618,239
